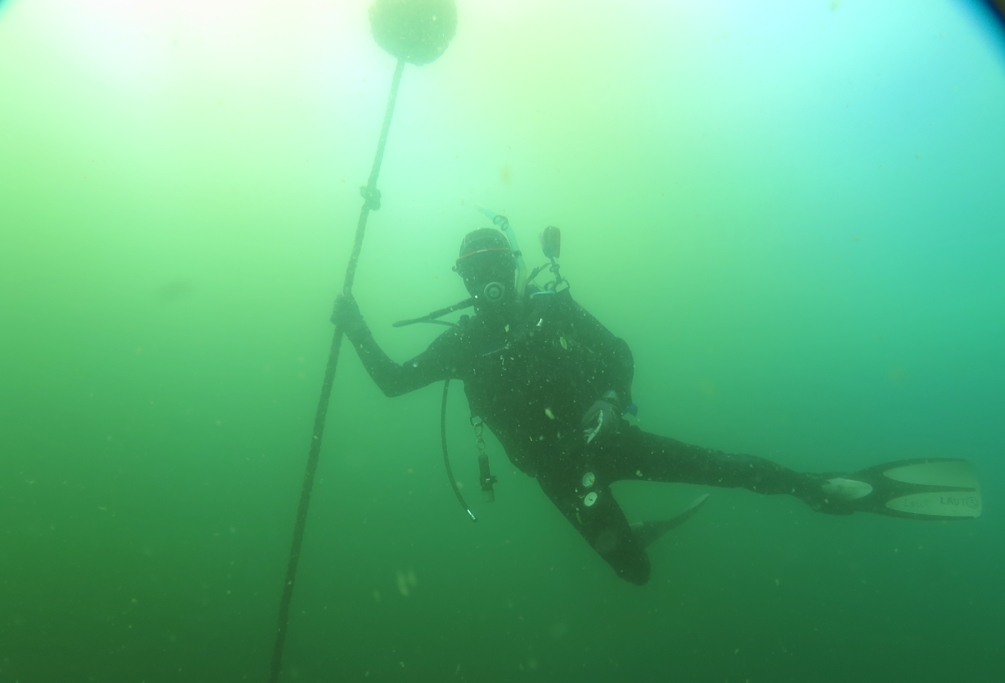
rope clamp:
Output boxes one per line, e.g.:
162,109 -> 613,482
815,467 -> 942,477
360,185 -> 382,210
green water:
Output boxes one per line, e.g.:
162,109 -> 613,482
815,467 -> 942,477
2,1 -> 1003,681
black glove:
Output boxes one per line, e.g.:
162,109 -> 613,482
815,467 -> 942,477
582,391 -> 623,444
331,293 -> 367,339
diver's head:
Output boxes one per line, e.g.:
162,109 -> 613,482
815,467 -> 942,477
455,228 -> 516,311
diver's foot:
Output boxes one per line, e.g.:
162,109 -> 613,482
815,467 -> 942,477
822,477 -> 873,500
801,473 -> 860,515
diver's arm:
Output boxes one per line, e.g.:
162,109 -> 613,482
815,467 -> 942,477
603,335 -> 634,408
564,295 -> 635,406
345,325 -> 458,397
334,294 -> 457,396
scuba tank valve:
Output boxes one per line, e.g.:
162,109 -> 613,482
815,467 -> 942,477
540,225 -> 564,289
541,225 -> 561,259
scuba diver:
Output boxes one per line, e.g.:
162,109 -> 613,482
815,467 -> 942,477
331,222 -> 982,586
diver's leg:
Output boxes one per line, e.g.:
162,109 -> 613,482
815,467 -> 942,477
536,469 -> 651,585
594,424 -> 825,505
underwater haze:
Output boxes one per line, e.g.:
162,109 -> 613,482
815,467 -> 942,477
1,0 -> 1004,681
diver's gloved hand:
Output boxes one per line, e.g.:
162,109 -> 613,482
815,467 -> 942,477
582,391 -> 623,445
331,293 -> 368,339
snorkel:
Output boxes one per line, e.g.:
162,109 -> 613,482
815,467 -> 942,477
476,206 -> 528,303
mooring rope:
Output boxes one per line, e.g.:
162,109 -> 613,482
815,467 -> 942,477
268,58 -> 406,683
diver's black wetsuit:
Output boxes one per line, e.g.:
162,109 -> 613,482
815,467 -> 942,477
346,289 -> 818,585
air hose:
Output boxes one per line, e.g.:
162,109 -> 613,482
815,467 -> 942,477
441,379 -> 477,521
